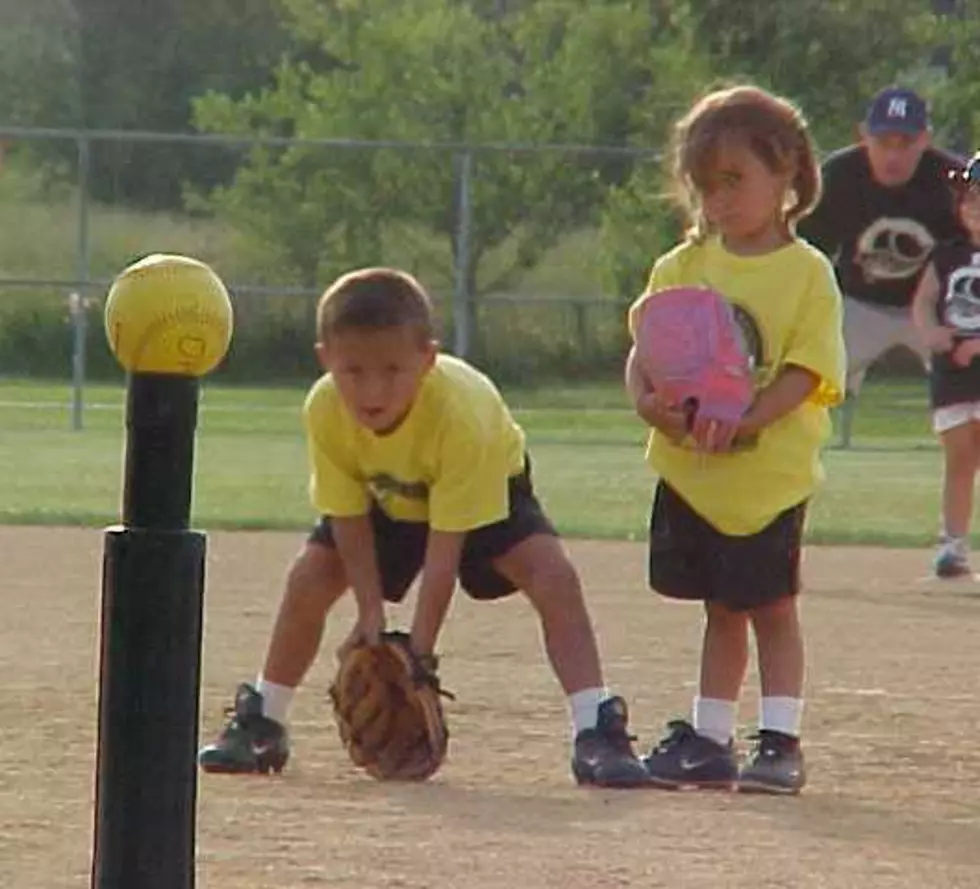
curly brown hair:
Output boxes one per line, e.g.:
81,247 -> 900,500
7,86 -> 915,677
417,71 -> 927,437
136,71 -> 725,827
668,84 -> 821,243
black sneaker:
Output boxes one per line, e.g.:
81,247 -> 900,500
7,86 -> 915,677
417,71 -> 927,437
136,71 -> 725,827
642,719 -> 738,790
571,696 -> 651,788
738,730 -> 806,795
198,683 -> 290,775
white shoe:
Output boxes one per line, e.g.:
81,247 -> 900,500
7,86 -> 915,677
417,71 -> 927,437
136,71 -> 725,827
934,538 -> 971,579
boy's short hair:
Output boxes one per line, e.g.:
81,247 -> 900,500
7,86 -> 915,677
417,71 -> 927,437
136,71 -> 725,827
316,267 -> 434,342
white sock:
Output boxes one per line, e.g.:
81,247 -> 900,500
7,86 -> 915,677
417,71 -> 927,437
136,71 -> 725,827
692,696 -> 737,746
760,696 -> 804,738
569,687 -> 607,736
940,534 -> 968,556
255,676 -> 295,726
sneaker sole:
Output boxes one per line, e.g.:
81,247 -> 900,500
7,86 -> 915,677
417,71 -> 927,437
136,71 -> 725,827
574,777 -> 654,789
736,777 -> 803,796
647,776 -> 736,791
572,764 -> 653,789
199,753 -> 288,776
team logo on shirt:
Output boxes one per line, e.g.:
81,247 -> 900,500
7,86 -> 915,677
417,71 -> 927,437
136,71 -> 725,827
731,304 -> 766,379
944,265 -> 980,334
368,473 -> 429,503
855,217 -> 934,283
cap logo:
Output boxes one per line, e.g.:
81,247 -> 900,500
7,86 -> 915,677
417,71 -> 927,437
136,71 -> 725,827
887,98 -> 908,118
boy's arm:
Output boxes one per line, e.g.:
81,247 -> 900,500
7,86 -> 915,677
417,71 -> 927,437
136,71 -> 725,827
410,530 -> 465,656
331,515 -> 386,646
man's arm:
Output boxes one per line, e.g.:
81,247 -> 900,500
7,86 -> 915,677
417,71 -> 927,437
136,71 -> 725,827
410,530 -> 465,656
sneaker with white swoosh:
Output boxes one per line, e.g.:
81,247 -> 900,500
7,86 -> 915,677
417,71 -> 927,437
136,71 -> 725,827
642,719 -> 738,789
198,683 -> 290,775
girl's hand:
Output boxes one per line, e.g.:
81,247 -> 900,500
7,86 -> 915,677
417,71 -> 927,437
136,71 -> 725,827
952,338 -> 980,367
636,392 -> 689,443
919,324 -> 956,354
689,415 -> 742,453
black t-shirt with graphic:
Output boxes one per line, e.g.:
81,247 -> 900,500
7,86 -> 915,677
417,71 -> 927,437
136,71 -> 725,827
929,239 -> 980,409
798,145 -> 966,308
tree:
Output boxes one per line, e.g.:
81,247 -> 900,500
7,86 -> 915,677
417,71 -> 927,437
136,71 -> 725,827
0,1 -> 81,127
598,0 -> 943,301
931,0 -> 980,153
192,0 -> 709,349
673,0 -> 939,150
70,0 -> 289,208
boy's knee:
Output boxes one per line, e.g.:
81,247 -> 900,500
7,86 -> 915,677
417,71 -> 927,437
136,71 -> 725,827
285,541 -> 347,605
511,544 -> 584,615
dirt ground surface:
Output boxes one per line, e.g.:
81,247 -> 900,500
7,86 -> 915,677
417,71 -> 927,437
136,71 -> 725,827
2,526 -> 979,889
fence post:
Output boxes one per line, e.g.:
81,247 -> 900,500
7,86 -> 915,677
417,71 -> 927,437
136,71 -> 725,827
72,136 -> 92,431
452,151 -> 473,358
69,291 -> 88,428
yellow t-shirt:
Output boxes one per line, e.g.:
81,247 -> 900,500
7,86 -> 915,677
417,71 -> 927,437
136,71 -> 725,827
628,236 -> 846,535
303,354 -> 527,532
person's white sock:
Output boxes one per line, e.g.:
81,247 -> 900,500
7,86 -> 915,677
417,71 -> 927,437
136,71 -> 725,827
760,696 -> 803,738
569,687 -> 607,737
255,677 -> 294,726
940,534 -> 968,558
692,696 -> 736,746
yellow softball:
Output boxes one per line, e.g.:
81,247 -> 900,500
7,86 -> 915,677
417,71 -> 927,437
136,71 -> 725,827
104,253 -> 234,376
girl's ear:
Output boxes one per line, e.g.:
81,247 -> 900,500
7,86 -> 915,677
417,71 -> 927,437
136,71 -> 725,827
423,339 -> 438,370
314,341 -> 329,371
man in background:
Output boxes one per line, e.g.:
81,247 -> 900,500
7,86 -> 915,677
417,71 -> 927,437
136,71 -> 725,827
798,86 -> 966,445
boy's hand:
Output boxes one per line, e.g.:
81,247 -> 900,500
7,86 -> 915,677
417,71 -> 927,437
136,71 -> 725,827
336,606 -> 385,662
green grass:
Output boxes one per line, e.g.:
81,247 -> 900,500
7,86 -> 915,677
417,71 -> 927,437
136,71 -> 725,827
0,375 -> 948,546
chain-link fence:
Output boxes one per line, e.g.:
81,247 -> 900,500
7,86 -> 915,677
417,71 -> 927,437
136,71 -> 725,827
0,126 -> 675,427
0,125 -> 930,445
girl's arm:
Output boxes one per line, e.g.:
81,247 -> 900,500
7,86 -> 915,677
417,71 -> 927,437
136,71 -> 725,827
911,261 -> 954,353
625,346 -> 688,443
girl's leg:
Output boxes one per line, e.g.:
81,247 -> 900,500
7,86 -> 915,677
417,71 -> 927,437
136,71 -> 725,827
935,419 -> 980,576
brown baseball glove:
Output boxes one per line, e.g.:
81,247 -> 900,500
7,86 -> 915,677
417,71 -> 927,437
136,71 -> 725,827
328,630 -> 453,781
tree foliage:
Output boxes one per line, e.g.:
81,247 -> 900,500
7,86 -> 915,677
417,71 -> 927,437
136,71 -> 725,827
192,0 -> 709,322
2,0 -> 972,305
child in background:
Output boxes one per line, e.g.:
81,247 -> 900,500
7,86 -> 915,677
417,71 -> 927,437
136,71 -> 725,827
911,152 -> 980,579
199,266 -> 650,788
625,85 -> 845,794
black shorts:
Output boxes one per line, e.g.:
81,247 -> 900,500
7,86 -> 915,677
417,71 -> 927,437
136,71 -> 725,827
308,459 -> 557,602
647,481 -> 805,612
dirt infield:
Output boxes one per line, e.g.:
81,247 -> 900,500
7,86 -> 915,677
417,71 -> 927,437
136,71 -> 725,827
2,526 -> 979,888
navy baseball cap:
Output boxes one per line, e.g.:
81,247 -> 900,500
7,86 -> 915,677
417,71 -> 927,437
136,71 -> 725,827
864,87 -> 929,135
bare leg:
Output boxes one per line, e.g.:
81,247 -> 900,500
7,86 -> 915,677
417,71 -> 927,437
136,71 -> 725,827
260,542 -> 348,688
493,534 -> 602,695
939,422 -> 980,538
751,596 -> 804,700
699,601 -> 750,701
